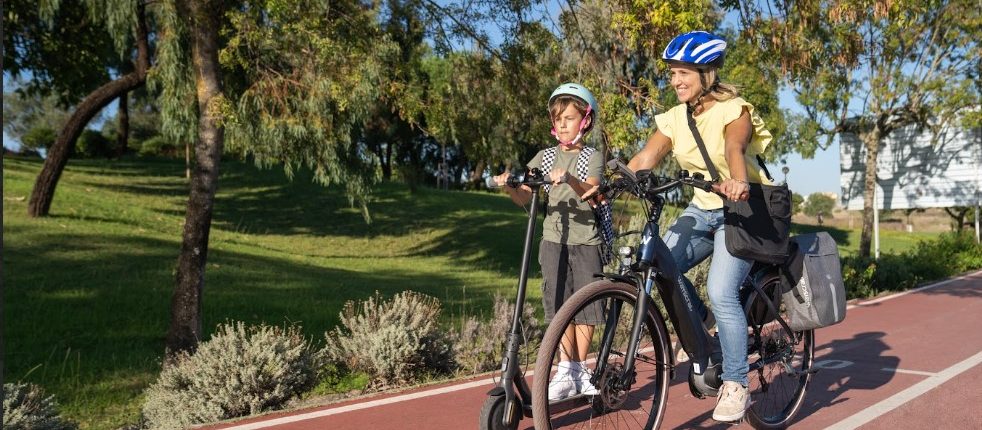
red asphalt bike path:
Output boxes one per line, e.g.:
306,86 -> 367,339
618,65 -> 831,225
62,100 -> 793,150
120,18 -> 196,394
201,270 -> 982,430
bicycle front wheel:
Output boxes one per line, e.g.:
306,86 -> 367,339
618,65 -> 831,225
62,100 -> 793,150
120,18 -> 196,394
532,280 -> 671,430
744,276 -> 815,429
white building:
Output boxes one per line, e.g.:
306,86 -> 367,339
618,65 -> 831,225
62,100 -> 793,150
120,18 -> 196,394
839,121 -> 981,251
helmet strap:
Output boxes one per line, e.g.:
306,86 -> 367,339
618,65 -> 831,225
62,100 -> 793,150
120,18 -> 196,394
687,72 -> 720,114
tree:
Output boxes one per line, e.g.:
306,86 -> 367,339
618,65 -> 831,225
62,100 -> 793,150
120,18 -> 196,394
903,207 -> 925,227
732,0 -> 980,257
156,0 -> 415,353
3,0 -> 118,105
8,0 -> 153,217
2,91 -> 76,151
803,193 -> 836,225
792,192 -> 805,216
160,0 -> 227,355
944,207 -> 972,232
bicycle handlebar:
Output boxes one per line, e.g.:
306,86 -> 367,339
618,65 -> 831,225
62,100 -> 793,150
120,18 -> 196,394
582,159 -> 718,202
486,168 -> 553,189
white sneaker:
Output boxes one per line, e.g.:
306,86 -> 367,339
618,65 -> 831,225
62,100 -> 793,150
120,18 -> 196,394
548,362 -> 578,401
576,361 -> 600,396
712,381 -> 751,422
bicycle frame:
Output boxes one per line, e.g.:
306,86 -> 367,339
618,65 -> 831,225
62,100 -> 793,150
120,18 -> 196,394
590,194 -> 717,388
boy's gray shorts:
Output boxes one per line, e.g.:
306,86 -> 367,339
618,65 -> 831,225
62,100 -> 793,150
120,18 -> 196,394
539,240 -> 604,325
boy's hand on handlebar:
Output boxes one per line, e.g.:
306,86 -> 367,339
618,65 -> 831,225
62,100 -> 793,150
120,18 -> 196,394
548,167 -> 569,185
714,179 -> 750,202
492,172 -> 512,188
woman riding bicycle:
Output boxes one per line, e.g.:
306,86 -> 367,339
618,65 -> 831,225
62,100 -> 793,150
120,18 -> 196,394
493,83 -> 605,401
626,30 -> 775,423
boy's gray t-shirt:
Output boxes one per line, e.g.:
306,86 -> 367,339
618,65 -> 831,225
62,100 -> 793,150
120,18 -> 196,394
528,147 -> 604,246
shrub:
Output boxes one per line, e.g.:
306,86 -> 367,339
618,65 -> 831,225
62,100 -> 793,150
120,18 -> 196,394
842,232 -> 982,299
322,291 -> 453,388
138,135 -> 181,158
2,382 -> 77,430
910,232 -> 982,275
75,129 -> 114,158
842,256 -> 878,299
142,322 -> 318,430
449,293 -> 542,375
21,126 -> 57,151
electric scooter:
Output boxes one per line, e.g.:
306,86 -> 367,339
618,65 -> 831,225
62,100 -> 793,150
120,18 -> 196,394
479,167 -> 551,430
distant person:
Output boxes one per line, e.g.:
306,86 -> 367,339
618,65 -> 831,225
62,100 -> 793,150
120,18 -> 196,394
625,31 -> 774,422
492,83 -> 604,400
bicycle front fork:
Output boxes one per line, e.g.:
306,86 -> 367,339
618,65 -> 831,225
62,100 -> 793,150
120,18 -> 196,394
591,276 -> 654,391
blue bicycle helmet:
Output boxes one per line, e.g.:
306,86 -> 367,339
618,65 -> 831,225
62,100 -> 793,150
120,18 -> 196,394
548,83 -> 599,132
662,31 -> 727,68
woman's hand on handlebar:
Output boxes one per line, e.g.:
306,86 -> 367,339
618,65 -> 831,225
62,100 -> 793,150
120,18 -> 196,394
580,184 -> 601,202
714,178 -> 750,202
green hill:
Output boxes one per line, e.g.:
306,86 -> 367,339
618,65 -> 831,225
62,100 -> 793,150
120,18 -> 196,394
3,156 -> 541,429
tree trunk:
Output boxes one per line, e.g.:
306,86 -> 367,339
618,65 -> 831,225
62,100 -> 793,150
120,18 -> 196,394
944,207 -> 969,232
467,159 -> 485,189
27,3 -> 150,217
383,141 -> 393,180
166,0 -> 226,356
858,129 -> 881,258
116,92 -> 129,158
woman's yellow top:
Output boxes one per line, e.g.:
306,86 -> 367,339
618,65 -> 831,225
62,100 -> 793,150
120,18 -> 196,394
654,96 -> 773,210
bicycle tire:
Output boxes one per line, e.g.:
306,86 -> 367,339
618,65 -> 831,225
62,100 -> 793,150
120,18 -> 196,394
744,275 -> 815,429
532,280 -> 671,430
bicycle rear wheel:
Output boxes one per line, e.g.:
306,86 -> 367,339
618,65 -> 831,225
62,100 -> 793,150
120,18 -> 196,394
532,280 -> 671,430
744,277 -> 815,429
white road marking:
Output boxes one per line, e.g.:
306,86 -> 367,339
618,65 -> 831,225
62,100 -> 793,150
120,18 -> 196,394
211,374 -> 522,430
880,367 -> 937,377
826,350 -> 982,430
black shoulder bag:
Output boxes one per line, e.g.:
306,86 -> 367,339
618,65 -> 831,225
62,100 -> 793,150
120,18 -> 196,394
685,106 -> 792,265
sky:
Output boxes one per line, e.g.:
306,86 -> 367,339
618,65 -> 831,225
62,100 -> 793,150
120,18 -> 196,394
3,4 -> 843,197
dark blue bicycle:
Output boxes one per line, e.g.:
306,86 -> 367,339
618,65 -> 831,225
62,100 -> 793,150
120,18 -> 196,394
531,161 -> 815,429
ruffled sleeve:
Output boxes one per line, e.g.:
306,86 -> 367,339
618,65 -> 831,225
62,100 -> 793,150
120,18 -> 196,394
723,97 -> 771,156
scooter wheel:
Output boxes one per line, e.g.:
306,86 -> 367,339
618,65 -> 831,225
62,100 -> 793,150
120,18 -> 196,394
479,395 -> 520,430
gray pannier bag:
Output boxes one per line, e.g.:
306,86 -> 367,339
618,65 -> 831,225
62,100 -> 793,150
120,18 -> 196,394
781,232 -> 847,331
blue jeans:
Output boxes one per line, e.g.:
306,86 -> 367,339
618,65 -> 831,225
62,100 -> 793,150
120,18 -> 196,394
663,204 -> 752,386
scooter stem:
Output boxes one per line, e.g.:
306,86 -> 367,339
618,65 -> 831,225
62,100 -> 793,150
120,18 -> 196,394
499,186 -> 540,425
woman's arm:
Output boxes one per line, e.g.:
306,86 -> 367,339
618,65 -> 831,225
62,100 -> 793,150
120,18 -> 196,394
719,108 -> 752,201
628,130 -> 673,172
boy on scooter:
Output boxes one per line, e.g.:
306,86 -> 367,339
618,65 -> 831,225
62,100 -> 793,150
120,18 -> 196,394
492,83 -> 605,400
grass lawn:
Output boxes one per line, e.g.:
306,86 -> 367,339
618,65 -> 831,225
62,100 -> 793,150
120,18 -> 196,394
2,156 -> 945,429
792,223 -> 939,256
